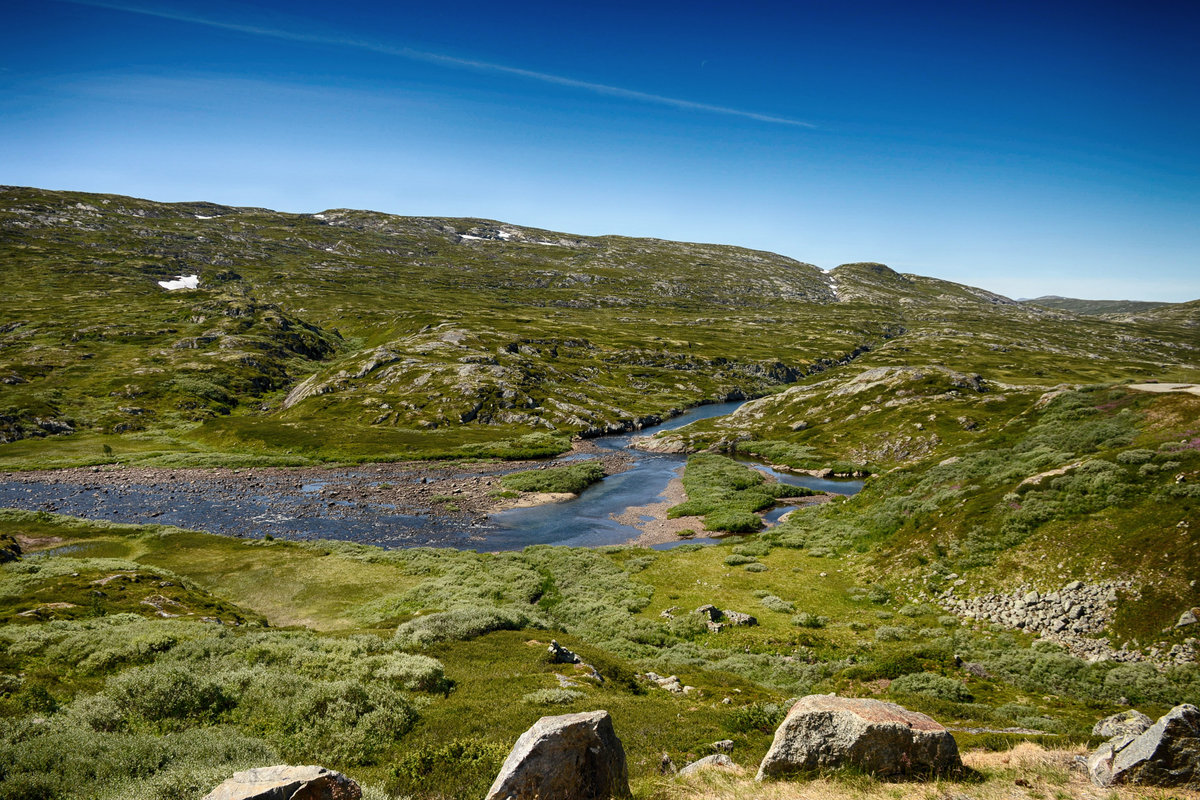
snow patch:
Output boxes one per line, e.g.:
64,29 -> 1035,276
312,213 -> 327,220
157,275 -> 200,291
458,234 -> 484,241
497,230 -> 514,240
194,214 -> 218,220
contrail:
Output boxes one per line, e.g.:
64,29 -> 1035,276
56,0 -> 815,128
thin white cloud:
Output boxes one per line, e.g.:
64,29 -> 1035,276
56,0 -> 815,128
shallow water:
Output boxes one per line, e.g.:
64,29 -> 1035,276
485,401 -> 862,549
0,399 -> 862,551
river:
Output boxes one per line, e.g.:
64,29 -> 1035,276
0,400 -> 861,551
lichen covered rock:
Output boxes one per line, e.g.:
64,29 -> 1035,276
202,765 -> 360,800
486,710 -> 630,800
755,695 -> 961,780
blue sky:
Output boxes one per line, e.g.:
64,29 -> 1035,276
3,0 -> 1198,301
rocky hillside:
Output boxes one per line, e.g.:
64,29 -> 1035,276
2,186 -> 1197,468
1022,296 -> 1170,316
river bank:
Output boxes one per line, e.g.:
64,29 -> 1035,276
0,399 -> 861,550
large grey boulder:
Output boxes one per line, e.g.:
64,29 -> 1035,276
1088,704 -> 1200,787
755,695 -> 961,780
202,765 -> 360,800
1092,709 -> 1153,739
485,710 -> 630,800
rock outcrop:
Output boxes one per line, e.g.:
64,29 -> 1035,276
694,605 -> 757,632
202,765 -> 360,800
1092,709 -> 1153,739
1087,704 -> 1200,788
679,754 -> 735,776
755,695 -> 961,780
486,710 -> 630,800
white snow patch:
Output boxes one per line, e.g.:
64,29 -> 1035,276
313,213 -> 327,220
458,234 -> 484,241
827,277 -> 841,301
497,230 -> 514,240
157,274 -> 200,291
532,240 -> 564,247
194,214 -> 218,220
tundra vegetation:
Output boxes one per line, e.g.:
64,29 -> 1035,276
1,189 -> 1199,799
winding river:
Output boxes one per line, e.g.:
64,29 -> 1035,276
486,401 -> 861,549
0,400 -> 861,551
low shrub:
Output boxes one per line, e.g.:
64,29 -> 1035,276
394,607 -> 534,648
890,671 -> 973,702
522,688 -> 584,705
875,625 -> 907,641
725,701 -> 788,733
387,738 -> 510,799
760,595 -> 795,613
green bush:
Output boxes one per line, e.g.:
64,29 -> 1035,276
792,613 -> 828,628
743,562 -> 768,572
522,688 -> 584,705
875,625 -> 907,642
890,672 -> 973,702
106,664 -> 233,727
760,595 -> 795,613
725,701 -> 789,733
388,738 -> 509,799
723,554 -> 756,566
393,607 -> 534,648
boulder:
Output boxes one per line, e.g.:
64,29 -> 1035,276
679,754 -> 735,776
202,765 -> 360,800
486,710 -> 630,800
755,695 -> 961,780
548,640 -> 581,664
1178,609 -> 1198,628
722,610 -> 758,627
1088,704 -> 1200,788
1092,709 -> 1153,739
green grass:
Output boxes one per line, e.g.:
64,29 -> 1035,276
499,460 -> 606,494
0,508 -> 1194,798
668,454 -> 814,532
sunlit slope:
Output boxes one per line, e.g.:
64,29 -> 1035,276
1,186 -> 1196,465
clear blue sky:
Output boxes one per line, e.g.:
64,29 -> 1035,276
3,0 -> 1198,301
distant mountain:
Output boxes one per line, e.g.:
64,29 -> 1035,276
1021,295 -> 1170,315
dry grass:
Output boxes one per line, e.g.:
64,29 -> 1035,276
637,745 -> 1200,800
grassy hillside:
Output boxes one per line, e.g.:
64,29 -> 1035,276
2,187 -> 1197,469
1022,296 -> 1170,315
3,510 -> 1197,799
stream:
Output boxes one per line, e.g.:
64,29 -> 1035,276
0,400 -> 861,551
485,401 -> 861,549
